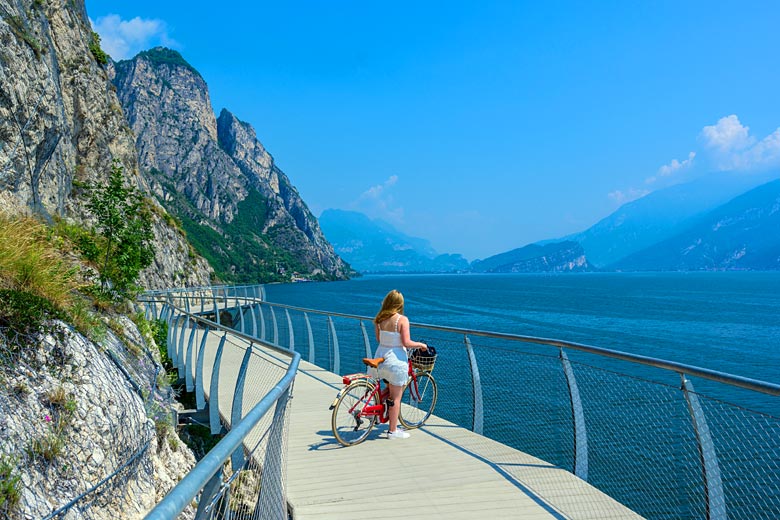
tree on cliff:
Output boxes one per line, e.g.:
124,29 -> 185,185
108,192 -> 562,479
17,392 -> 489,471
88,160 -> 154,296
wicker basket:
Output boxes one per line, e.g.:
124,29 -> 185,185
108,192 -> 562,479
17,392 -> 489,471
410,347 -> 437,372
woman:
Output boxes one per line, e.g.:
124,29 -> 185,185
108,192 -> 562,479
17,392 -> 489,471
373,289 -> 428,439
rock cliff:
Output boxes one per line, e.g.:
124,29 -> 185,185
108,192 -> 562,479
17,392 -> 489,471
0,314 -> 195,520
0,0 -> 211,289
113,48 -> 351,282
471,240 -> 590,273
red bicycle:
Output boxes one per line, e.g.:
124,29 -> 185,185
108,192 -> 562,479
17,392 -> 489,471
330,350 -> 438,447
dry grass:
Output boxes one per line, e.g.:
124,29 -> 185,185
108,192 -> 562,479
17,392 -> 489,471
0,213 -> 79,309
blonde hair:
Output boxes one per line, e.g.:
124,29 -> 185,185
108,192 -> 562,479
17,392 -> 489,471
374,289 -> 404,325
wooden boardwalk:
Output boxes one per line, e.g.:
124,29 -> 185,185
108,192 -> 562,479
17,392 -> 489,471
178,321 -> 642,520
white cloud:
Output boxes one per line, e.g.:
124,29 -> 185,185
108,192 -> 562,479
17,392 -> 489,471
353,175 -> 404,223
700,115 -> 754,152
698,114 -> 780,171
608,188 -> 649,205
91,14 -> 178,60
648,151 -> 696,184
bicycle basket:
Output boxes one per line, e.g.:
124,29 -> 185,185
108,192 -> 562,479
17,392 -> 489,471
410,345 -> 437,372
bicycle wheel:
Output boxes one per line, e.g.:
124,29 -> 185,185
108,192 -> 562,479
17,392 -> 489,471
331,380 -> 379,446
399,372 -> 437,429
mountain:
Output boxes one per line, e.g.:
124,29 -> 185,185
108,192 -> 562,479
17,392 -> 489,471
471,241 -> 590,273
611,179 -> 780,271
113,48 -> 351,282
569,173 -> 776,267
0,1 -> 211,289
319,209 -> 469,273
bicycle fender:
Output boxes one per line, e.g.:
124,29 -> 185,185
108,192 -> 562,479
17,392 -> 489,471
329,374 -> 376,410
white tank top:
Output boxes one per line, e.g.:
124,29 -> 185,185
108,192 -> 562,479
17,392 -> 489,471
378,315 -> 403,348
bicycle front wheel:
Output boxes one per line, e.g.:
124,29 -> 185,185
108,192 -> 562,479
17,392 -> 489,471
331,380 -> 378,446
399,372 -> 437,429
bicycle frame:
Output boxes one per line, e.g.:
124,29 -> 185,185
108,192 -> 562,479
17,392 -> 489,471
338,361 -> 420,424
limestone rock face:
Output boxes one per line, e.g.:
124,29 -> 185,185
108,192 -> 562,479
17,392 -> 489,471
0,318 -> 196,520
0,0 -> 211,288
113,48 -> 351,282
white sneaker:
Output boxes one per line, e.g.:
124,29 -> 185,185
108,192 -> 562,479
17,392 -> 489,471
387,429 -> 410,440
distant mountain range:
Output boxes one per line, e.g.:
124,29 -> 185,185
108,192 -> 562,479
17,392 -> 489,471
611,179 -> 780,271
323,174 -> 780,274
319,210 -> 469,273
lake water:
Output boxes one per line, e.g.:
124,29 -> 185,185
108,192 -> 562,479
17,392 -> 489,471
264,272 -> 780,519
266,272 -> 780,384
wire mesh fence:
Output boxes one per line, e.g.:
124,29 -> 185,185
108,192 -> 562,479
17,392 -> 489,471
0,318 -> 170,520
142,293 -> 298,520
174,289 -> 780,520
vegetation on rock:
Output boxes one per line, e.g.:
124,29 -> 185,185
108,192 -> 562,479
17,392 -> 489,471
87,160 -> 155,297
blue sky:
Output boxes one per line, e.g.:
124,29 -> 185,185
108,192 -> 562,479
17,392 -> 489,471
86,1 -> 780,260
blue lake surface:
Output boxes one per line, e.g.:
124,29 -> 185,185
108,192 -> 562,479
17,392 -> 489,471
264,272 -> 780,518
266,272 -> 780,385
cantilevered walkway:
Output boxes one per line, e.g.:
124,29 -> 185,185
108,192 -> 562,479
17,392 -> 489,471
187,320 -> 641,519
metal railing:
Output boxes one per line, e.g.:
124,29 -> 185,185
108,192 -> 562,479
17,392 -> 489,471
141,287 -> 298,520
141,286 -> 780,520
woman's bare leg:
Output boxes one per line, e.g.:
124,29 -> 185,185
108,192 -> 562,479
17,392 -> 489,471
388,383 -> 404,431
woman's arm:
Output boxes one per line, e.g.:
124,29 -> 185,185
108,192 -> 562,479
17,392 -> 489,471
374,322 -> 380,342
398,316 -> 427,350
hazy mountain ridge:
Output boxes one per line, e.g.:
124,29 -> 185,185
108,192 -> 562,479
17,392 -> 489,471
567,173 -> 775,267
113,48 -> 351,282
471,241 -> 590,273
610,179 -> 780,271
328,175 -> 780,274
319,209 -> 469,273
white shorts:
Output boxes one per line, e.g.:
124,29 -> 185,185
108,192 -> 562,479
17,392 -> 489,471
373,346 -> 409,386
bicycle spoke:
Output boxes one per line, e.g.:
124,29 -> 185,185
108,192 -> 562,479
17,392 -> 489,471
332,380 -> 378,446
399,372 -> 437,429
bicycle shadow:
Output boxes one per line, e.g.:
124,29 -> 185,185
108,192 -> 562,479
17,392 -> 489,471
308,427 -> 388,451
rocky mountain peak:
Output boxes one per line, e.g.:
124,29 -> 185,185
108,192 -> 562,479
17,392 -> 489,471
113,50 -> 351,282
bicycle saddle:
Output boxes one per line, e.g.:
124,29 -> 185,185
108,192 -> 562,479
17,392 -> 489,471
362,357 -> 385,368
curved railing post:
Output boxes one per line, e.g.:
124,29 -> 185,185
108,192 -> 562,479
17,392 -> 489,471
159,303 -> 170,323
196,327 -> 210,410
270,307 -> 279,345
231,344 -> 254,470
249,303 -> 258,338
185,322 -> 199,392
360,320 -> 372,358
259,304 -> 267,341
168,313 -> 180,368
209,335 -> 227,434
177,317 -> 190,379
211,293 -> 220,326
328,316 -> 340,376
682,375 -> 728,520
239,303 -> 246,334
560,348 -> 589,480
304,312 -> 315,364
285,309 -> 295,351
464,335 -> 483,435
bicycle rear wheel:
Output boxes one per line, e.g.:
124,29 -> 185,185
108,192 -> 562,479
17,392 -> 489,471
399,372 -> 437,429
331,380 -> 378,446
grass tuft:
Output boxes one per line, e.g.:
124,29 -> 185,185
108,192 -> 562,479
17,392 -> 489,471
0,214 -> 79,308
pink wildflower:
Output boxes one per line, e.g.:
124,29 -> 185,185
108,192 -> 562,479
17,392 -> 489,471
45,415 -> 51,422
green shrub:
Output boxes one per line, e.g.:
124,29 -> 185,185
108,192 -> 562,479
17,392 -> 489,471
0,456 -> 21,513
89,31 -> 108,65
0,289 -> 64,339
87,160 -> 155,298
